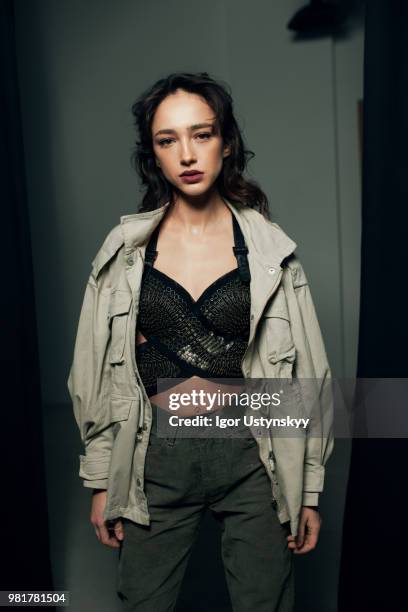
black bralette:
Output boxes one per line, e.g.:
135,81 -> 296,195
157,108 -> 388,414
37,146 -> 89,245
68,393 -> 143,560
135,213 -> 251,398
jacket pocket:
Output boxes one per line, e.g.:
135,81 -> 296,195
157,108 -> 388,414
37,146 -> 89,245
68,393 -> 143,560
261,287 -> 296,377
110,394 -> 133,420
110,395 -> 133,437
108,290 -> 133,364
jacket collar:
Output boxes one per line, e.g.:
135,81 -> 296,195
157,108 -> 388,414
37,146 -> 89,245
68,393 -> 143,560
120,198 -> 297,269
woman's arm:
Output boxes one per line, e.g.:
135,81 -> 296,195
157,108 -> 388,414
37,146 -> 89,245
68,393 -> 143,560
67,271 -> 114,490
284,255 -> 335,508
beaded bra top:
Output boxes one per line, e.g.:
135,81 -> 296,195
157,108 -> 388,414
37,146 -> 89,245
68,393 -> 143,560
135,213 -> 251,398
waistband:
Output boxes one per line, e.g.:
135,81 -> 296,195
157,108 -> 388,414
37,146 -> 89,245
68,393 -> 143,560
150,401 -> 254,440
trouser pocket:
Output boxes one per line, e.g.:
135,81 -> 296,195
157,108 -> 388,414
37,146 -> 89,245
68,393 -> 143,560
149,405 -> 180,449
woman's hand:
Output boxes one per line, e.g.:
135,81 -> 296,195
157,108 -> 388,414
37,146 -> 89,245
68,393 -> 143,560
90,489 -> 124,549
286,506 -> 322,554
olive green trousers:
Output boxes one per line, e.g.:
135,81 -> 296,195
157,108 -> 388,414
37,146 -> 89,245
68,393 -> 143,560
116,405 -> 294,611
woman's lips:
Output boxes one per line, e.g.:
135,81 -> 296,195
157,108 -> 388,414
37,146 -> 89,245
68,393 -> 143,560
180,172 -> 204,184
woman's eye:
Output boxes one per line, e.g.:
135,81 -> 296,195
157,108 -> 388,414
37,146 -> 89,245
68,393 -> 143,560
158,138 -> 173,147
157,133 -> 211,147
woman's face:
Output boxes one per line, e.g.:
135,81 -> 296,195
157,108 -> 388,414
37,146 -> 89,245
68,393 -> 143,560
151,88 -> 230,198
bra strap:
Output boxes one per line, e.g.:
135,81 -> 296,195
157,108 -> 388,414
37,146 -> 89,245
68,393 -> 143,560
232,215 -> 251,283
142,223 -> 159,280
143,214 -> 251,283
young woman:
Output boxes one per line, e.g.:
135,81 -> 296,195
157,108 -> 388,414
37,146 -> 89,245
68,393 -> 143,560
68,72 -> 334,611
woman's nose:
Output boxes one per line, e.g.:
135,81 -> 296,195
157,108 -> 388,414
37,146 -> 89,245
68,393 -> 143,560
179,139 -> 197,164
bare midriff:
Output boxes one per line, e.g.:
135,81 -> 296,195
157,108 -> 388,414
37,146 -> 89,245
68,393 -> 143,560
136,331 -> 245,417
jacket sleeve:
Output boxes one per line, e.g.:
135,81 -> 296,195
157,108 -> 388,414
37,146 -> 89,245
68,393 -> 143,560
287,257 -> 335,507
67,271 -> 114,490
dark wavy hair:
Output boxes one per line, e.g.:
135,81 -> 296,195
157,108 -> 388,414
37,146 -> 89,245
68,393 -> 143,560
130,71 -> 270,219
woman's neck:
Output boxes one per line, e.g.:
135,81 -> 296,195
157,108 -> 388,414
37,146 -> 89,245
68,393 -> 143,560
165,190 -> 231,236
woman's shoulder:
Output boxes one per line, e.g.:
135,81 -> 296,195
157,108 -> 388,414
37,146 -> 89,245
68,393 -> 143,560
239,205 -> 299,267
242,207 -> 309,287
90,222 -> 125,283
283,253 -> 309,288
89,204 -> 169,283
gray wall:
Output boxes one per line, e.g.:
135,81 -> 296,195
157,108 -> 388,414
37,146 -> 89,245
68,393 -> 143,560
14,1 -> 364,610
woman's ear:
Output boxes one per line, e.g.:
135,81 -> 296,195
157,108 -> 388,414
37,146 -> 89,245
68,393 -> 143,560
223,143 -> 231,159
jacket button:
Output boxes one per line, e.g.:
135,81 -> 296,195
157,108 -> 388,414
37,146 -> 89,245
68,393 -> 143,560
126,256 -> 134,266
250,314 -> 254,320
143,423 -> 148,430
268,267 -> 276,274
136,478 -> 142,487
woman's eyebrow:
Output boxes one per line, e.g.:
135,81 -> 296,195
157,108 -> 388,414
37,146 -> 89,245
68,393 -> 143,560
154,122 -> 214,136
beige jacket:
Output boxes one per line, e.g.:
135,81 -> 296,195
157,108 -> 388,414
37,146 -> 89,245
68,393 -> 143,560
67,199 -> 334,537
